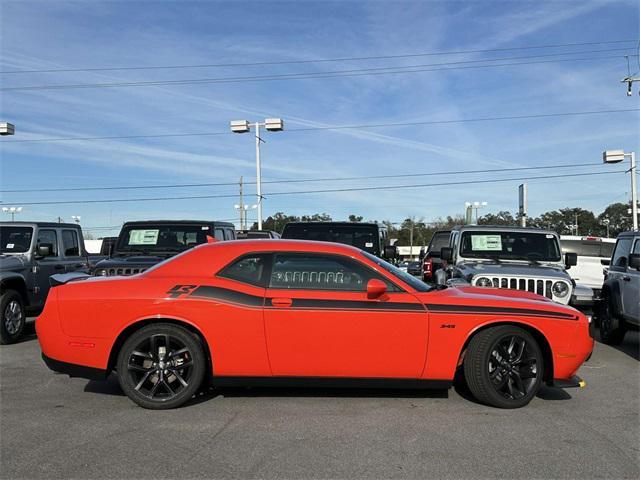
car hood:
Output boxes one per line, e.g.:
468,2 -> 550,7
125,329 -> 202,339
0,254 -> 28,272
456,261 -> 569,280
417,285 -> 580,318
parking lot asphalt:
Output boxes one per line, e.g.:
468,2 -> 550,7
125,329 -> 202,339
1,322 -> 638,480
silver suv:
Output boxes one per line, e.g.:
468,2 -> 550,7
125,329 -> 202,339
599,230 -> 640,344
438,226 -> 578,305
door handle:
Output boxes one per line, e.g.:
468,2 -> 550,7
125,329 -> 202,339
54,265 -> 65,270
271,297 -> 293,308
623,276 -> 631,282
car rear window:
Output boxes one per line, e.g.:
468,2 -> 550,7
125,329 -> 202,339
561,240 -> 615,258
428,232 -> 450,252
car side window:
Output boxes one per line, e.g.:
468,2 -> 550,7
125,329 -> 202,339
61,230 -> 80,257
633,239 -> 640,255
269,253 -> 392,291
37,229 -> 58,257
214,228 -> 225,241
611,238 -> 632,269
219,254 -> 270,287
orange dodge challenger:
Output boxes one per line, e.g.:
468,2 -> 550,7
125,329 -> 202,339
37,240 -> 593,409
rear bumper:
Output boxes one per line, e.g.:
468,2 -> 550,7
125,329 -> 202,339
41,353 -> 107,381
549,375 -> 586,389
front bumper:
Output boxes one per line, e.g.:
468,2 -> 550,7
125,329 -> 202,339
42,353 -> 107,381
549,375 -> 587,389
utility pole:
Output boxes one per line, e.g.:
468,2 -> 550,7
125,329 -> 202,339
409,217 -> 414,261
518,183 -> 527,227
239,177 -> 244,229
603,150 -> 638,230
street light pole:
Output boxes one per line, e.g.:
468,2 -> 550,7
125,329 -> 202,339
231,118 -> 283,231
603,150 -> 638,230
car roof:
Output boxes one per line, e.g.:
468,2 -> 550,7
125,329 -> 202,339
451,225 -> 557,235
0,221 -> 81,228
200,238 -> 366,255
121,220 -> 234,227
617,230 -> 640,238
283,221 -> 383,227
560,235 -> 616,243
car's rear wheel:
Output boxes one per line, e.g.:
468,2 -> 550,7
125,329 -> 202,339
0,290 -> 26,345
464,325 -> 543,408
599,293 -> 626,345
116,323 -> 206,409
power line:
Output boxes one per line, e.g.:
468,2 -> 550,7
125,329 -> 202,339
1,39 -> 636,74
0,162 -> 610,194
5,170 -> 625,206
3,107 -> 638,144
1,52 -> 634,92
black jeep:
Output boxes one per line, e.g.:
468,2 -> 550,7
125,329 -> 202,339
92,220 -> 236,276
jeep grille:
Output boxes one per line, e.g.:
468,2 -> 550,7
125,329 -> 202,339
471,275 -> 571,304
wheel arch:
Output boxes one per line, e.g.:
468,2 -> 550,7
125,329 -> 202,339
457,320 -> 554,383
0,275 -> 29,306
106,317 -> 213,377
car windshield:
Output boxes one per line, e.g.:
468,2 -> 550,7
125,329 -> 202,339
1,226 -> 33,254
283,224 -> 380,255
116,225 -> 212,253
362,252 -> 432,292
460,231 -> 562,262
561,239 -> 615,258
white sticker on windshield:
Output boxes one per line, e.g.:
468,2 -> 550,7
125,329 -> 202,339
546,234 -> 554,239
201,226 -> 208,230
6,243 -> 14,249
129,229 -> 160,245
365,242 -> 373,248
471,235 -> 502,251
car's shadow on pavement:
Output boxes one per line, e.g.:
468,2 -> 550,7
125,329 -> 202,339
591,323 -> 639,361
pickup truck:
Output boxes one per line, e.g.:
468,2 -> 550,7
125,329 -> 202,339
0,222 -> 89,344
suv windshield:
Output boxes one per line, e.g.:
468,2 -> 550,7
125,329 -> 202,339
283,224 -> 381,256
362,251 -> 432,292
459,231 -> 561,262
116,225 -> 212,253
561,239 -> 615,258
1,226 -> 33,254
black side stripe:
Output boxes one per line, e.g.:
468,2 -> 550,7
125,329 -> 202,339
425,304 -> 579,320
268,297 -> 426,312
189,286 -> 264,307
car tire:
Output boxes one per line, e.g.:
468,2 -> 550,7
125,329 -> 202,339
0,290 -> 26,345
464,325 -> 544,409
116,323 -> 206,409
599,293 -> 626,345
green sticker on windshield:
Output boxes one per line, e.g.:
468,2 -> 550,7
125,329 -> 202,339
129,229 -> 159,245
471,235 -> 502,251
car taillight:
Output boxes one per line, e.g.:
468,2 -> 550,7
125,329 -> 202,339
423,257 -> 432,274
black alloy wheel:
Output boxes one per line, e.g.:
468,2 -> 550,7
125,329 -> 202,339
0,290 -> 26,345
117,324 -> 205,409
464,325 -> 544,408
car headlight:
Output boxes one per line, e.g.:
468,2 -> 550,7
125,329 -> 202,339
552,281 -> 570,298
95,269 -> 108,276
475,277 -> 492,287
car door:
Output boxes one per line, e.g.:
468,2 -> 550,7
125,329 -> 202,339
608,237 -> 633,317
33,228 -> 63,308
60,229 -> 86,272
622,238 -> 640,322
263,252 -> 428,378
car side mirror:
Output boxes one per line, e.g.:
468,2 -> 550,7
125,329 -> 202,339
383,245 -> 398,260
366,278 -> 388,300
629,253 -> 640,270
36,244 -> 52,258
564,252 -> 577,268
440,247 -> 453,262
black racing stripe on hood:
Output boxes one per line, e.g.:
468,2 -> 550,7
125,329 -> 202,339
425,304 -> 578,320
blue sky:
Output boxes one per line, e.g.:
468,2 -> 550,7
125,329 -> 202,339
1,0 -> 638,236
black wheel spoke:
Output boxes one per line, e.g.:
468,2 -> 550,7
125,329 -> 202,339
128,364 -> 151,373
172,370 -> 189,387
131,350 -> 153,360
134,370 -> 153,391
511,372 -> 525,398
169,347 -> 189,358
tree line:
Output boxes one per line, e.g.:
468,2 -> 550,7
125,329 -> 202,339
253,202 -> 633,246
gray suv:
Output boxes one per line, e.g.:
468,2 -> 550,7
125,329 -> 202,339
0,222 -> 88,344
438,225 -> 578,305
599,230 -> 640,344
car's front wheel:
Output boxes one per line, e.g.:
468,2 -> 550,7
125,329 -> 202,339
599,293 -> 626,345
0,290 -> 26,345
116,323 -> 206,409
464,325 -> 544,408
